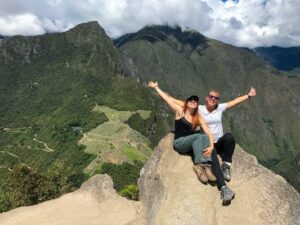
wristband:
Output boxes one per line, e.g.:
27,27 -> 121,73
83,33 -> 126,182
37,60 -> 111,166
248,94 -> 251,99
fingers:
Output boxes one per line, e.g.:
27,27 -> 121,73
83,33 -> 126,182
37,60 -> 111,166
203,149 -> 212,157
147,81 -> 154,88
147,81 -> 158,88
203,152 -> 211,157
251,87 -> 256,96
249,87 -> 256,96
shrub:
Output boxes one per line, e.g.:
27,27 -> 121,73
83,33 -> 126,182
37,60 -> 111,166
119,184 -> 139,200
2,162 -> 67,212
100,161 -> 143,194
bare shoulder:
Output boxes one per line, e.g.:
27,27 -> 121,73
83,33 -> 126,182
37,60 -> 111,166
175,108 -> 184,120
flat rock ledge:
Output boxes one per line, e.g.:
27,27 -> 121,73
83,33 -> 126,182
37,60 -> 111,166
1,133 -> 300,225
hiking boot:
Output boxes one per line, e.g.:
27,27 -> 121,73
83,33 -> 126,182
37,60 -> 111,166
221,186 -> 235,205
204,164 -> 216,181
193,164 -> 208,183
221,162 -> 231,181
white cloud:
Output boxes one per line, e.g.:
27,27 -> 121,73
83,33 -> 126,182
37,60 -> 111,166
0,0 -> 300,47
0,14 -> 44,36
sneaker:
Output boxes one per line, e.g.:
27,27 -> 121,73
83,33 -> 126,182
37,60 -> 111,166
221,162 -> 231,181
193,164 -> 208,183
204,164 -> 216,181
220,186 -> 235,205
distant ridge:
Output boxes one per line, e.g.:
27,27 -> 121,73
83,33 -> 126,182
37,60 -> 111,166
254,46 -> 300,71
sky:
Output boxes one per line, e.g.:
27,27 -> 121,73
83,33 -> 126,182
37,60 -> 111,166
0,0 -> 300,48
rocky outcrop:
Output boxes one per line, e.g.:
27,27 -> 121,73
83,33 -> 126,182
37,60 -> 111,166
0,175 -> 142,225
139,133 -> 300,225
1,134 -> 300,225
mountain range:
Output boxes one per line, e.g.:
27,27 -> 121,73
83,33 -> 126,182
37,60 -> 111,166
0,22 -> 299,211
0,22 -> 171,211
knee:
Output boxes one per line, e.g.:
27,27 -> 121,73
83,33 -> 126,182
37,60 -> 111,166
224,133 -> 235,144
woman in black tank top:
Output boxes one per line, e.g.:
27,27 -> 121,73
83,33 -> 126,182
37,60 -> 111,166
148,81 -> 216,183
148,81 -> 235,204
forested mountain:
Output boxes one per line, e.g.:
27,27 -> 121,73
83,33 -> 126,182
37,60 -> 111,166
0,22 -> 170,211
0,22 -> 299,212
115,25 -> 300,191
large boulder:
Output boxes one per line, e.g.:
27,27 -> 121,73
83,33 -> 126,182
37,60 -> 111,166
138,133 -> 300,225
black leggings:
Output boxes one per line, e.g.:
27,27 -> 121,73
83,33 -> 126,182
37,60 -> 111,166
214,133 -> 235,163
211,133 -> 236,189
211,150 -> 225,189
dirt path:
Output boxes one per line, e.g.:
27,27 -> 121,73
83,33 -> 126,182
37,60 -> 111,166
33,138 -> 54,152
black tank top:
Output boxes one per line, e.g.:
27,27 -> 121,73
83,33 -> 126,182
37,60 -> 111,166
174,117 -> 196,139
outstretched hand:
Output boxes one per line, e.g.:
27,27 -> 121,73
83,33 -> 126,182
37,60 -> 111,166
203,146 -> 213,157
147,81 -> 158,88
248,87 -> 256,97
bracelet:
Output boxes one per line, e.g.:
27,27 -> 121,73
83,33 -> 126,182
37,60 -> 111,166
248,94 -> 251,99
154,86 -> 159,90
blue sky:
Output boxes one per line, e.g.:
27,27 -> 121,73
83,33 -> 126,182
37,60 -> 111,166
0,0 -> 299,48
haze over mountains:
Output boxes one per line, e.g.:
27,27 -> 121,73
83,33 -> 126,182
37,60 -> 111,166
0,21 -> 299,211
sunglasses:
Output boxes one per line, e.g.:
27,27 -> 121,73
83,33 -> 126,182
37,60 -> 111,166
208,95 -> 220,100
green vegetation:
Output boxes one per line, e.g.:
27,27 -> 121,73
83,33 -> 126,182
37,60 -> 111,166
123,144 -> 147,161
79,105 -> 152,175
119,184 -> 139,200
0,22 -> 171,211
0,162 -> 73,212
99,161 -> 143,200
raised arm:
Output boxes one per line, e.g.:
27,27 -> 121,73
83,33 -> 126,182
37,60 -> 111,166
167,95 -> 185,107
199,116 -> 214,157
226,87 -> 256,110
148,81 -> 182,113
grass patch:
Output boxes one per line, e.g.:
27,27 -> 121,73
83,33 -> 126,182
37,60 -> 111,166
123,144 -> 147,161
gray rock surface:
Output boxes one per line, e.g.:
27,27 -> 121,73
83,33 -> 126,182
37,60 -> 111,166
138,133 -> 300,225
1,134 -> 300,225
